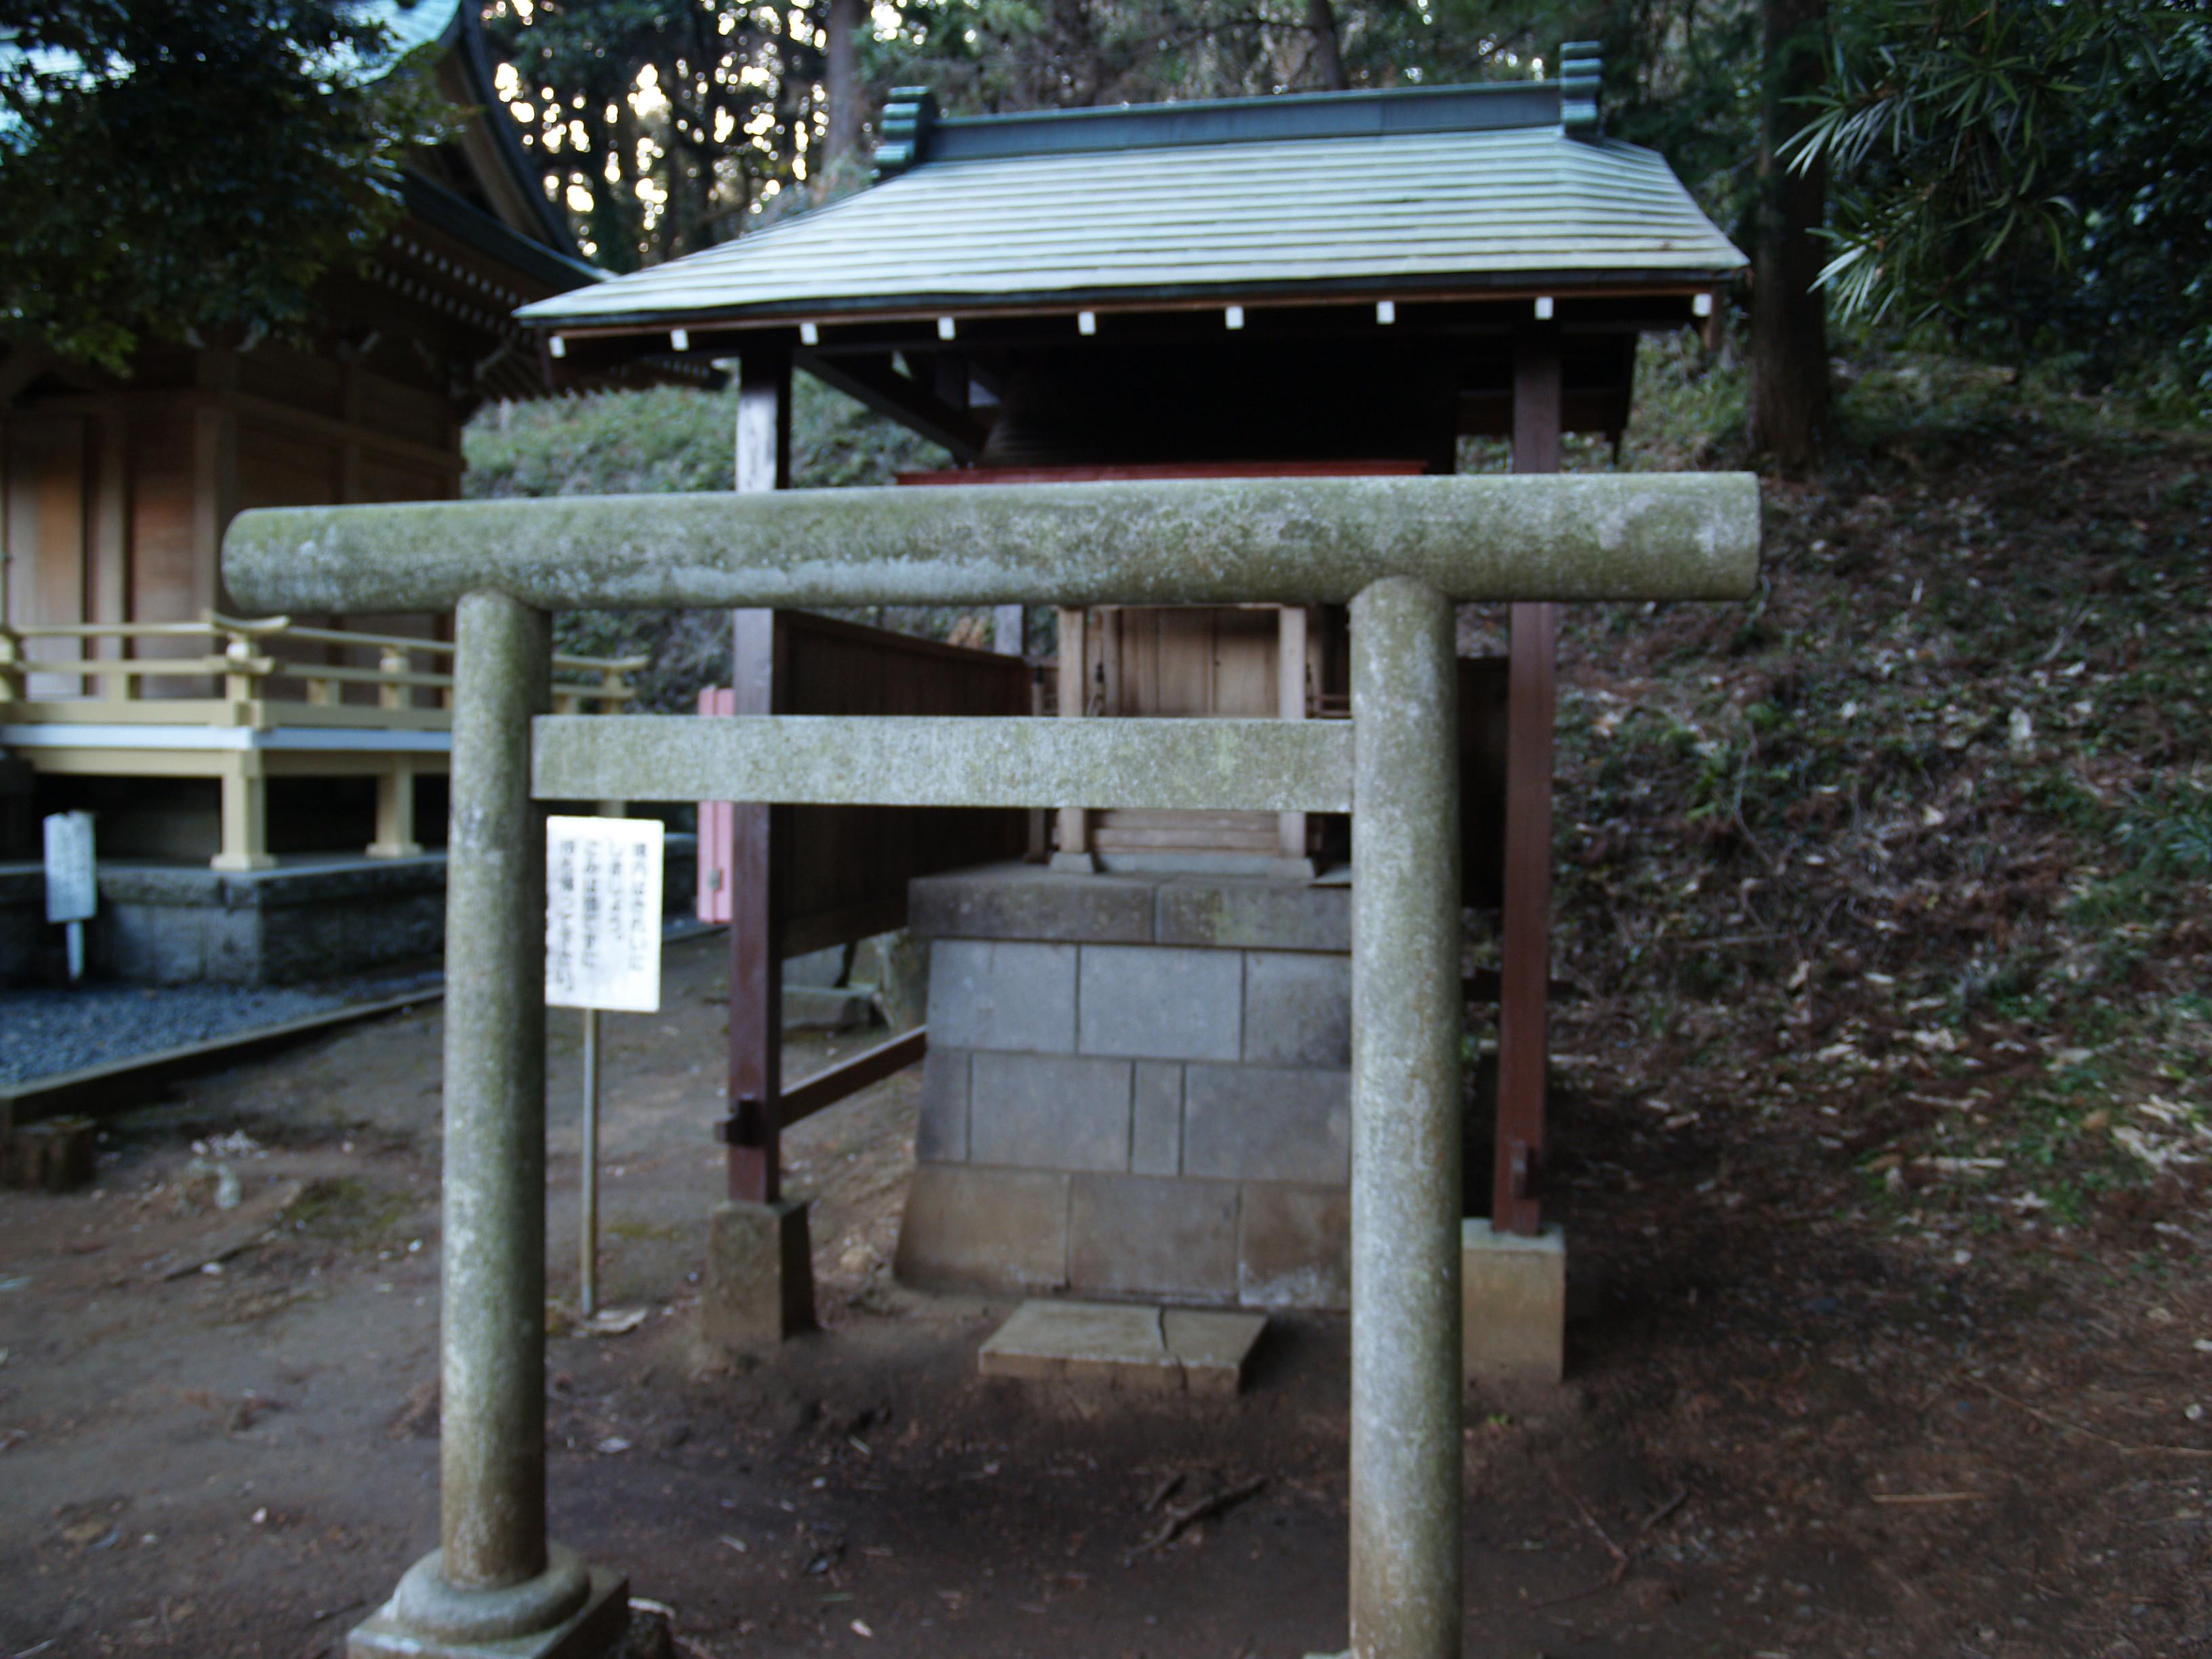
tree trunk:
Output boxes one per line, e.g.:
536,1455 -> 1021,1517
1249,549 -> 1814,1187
1307,0 -> 1347,89
821,0 -> 862,199
1748,0 -> 1830,472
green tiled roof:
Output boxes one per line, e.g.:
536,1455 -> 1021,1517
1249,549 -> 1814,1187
520,78 -> 1743,333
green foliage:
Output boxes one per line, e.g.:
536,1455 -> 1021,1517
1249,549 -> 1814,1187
462,373 -> 949,710
2115,781 -> 2212,880
0,1 -> 453,371
462,373 -> 946,499
1791,1 -> 2212,411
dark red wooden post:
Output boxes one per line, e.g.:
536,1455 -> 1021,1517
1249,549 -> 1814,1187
722,346 -> 791,1202
1494,329 -> 1561,1235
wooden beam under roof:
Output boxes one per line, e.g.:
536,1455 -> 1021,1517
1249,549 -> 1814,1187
798,351 -> 987,462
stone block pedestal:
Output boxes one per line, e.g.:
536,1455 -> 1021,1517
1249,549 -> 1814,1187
703,1198 -> 815,1348
897,863 -> 1354,1310
1461,1219 -> 1565,1384
979,1299 -> 1267,1397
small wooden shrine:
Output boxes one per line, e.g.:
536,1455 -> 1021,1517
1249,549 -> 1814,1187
518,50 -> 1746,1356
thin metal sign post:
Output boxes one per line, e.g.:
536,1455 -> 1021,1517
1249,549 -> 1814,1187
579,1008 -> 599,1319
227,473 -> 1758,1659
546,814 -> 665,1331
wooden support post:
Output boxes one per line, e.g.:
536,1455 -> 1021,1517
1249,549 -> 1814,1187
723,608 -> 783,1202
213,753 -> 276,872
1277,603 -> 1311,869
1050,605 -> 1095,872
733,345 -> 792,495
1099,606 -> 1123,716
369,761 -> 421,858
725,345 -> 790,1204
1494,331 -> 1562,1237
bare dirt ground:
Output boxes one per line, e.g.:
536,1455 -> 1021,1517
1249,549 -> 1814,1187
3,923 -> 2209,1659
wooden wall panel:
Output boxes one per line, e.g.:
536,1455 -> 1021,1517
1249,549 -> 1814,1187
237,346 -> 344,422
1211,607 -> 1277,717
129,419 -> 197,622
128,416 -> 206,695
358,374 -> 451,453
235,419 -> 343,515
758,612 -> 1030,952
358,451 -> 457,504
1153,609 -> 1213,716
3,417 -> 89,695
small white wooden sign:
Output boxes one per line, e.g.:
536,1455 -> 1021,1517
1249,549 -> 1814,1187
545,815 -> 664,1013
43,811 -> 97,924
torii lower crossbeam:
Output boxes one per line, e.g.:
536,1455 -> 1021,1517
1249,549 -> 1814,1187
222,473 -> 1759,1659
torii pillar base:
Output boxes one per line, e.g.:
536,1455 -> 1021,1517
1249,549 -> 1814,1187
348,1547 -> 628,1659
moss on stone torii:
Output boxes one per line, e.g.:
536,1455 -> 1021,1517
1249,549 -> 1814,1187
224,472 -> 1760,615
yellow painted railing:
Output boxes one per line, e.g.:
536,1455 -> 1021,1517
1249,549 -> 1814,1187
0,611 -> 643,722
0,614 -> 648,870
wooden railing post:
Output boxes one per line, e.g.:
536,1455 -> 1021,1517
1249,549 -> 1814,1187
220,628 -> 262,710
213,753 -> 276,873
375,646 -> 409,713
370,761 -> 422,858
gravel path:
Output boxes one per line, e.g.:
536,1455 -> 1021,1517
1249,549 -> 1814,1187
0,972 -> 441,1085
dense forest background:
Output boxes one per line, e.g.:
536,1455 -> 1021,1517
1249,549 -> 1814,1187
5,3 -> 2209,441
472,0 -> 2212,445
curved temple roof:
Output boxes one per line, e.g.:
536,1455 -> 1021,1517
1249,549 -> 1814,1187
520,80 -> 1744,335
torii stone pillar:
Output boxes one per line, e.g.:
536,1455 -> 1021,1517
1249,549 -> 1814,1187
346,590 -> 629,1657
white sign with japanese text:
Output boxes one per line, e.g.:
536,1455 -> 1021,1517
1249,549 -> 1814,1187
545,816 -> 663,1013
43,811 -> 96,924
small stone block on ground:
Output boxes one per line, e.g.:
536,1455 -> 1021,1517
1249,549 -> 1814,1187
703,1197 -> 815,1348
1,1115 -> 97,1191
978,1299 -> 1266,1399
1462,1219 -> 1566,1385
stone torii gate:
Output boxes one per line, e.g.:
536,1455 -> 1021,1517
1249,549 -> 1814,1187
224,472 -> 1759,1659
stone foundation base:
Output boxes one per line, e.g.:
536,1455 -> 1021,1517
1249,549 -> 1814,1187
703,1197 -> 815,1347
0,840 -> 695,987
348,1547 -> 628,1659
901,862 -> 1356,1310
895,1163 -> 1349,1309
1462,1219 -> 1565,1384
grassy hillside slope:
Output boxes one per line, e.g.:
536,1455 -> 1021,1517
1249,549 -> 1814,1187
464,375 -> 951,705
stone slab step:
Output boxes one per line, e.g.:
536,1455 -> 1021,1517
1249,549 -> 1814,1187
977,1299 -> 1266,1399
